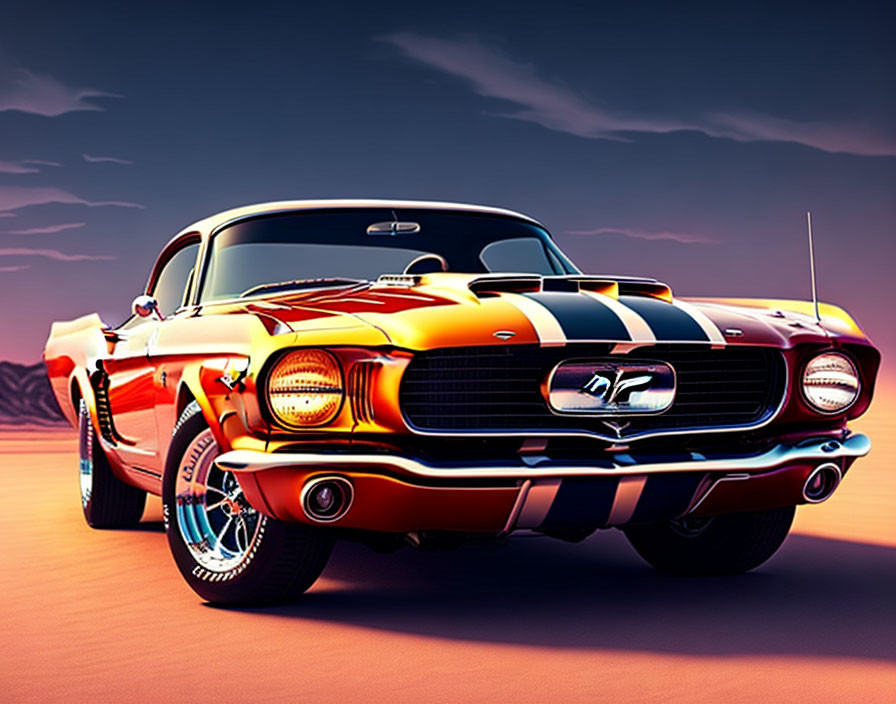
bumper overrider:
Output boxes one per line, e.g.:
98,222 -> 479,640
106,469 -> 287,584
216,433 -> 870,534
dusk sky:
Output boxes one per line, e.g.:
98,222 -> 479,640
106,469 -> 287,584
2,1 -> 894,380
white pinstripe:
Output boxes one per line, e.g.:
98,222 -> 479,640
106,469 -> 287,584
606,475 -> 648,525
499,292 -> 567,346
672,299 -> 727,347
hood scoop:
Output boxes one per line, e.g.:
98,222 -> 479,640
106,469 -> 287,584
468,274 -> 673,302
374,274 -> 421,288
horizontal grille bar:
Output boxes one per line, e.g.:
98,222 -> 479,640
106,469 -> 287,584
399,344 -> 786,438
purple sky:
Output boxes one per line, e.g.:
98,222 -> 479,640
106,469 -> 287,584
1,1 -> 894,382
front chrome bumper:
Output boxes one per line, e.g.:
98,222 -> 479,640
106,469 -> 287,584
215,433 -> 870,481
215,433 -> 870,533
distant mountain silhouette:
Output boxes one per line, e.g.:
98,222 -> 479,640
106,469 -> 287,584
0,362 -> 66,425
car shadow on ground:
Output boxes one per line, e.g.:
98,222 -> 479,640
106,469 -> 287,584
220,531 -> 896,661
120,520 -> 165,533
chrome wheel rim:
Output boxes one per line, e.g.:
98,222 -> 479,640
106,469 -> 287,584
78,402 -> 92,508
175,429 -> 263,572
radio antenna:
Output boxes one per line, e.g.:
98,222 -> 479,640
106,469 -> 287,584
807,211 -> 821,324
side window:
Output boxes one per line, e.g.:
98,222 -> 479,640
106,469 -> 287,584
152,242 -> 200,316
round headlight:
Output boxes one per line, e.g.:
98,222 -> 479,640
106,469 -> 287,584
266,349 -> 344,427
802,352 -> 860,414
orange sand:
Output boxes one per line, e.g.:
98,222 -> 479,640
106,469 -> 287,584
1,394 -> 894,702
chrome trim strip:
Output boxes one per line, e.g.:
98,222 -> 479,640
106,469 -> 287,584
672,299 -> 727,347
606,475 -> 647,525
515,479 -> 562,528
114,444 -> 156,457
498,292 -> 566,347
580,290 -> 655,344
128,466 -> 162,479
215,433 -> 870,481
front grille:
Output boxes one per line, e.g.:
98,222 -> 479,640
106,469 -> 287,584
399,344 -> 786,438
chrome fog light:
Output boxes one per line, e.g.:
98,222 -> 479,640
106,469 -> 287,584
803,463 -> 842,503
301,476 -> 353,522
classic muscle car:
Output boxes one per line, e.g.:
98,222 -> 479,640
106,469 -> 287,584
45,200 -> 879,603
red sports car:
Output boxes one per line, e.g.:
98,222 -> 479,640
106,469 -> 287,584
44,200 -> 879,603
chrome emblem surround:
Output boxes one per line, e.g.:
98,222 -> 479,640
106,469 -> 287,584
545,360 -> 676,415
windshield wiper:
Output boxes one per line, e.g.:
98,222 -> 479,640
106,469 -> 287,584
239,278 -> 367,298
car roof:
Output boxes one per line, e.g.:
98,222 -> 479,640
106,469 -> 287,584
177,199 -> 544,240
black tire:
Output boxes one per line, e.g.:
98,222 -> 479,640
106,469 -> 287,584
623,506 -> 795,575
78,398 -> 146,528
162,401 -> 334,604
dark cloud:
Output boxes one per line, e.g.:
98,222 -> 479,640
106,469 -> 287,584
82,153 -> 133,165
0,247 -> 114,261
0,186 -> 144,212
0,159 -> 62,174
0,68 -> 119,116
5,222 -> 86,235
567,227 -> 718,245
381,33 -> 896,157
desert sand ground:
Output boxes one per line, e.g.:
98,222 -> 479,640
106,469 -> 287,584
1,395 -> 894,703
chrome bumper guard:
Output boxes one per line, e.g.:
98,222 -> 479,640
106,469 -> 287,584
215,433 -> 871,481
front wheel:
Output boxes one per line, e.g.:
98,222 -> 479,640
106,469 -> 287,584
162,402 -> 334,604
623,506 -> 795,575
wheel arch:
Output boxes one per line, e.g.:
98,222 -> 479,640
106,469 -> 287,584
175,381 -> 197,420
175,362 -> 230,450
69,367 -> 100,436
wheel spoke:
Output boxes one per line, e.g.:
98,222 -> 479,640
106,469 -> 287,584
235,517 -> 248,553
213,516 -> 233,550
205,496 -> 228,511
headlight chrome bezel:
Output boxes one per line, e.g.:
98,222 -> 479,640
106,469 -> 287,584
264,348 -> 345,428
801,350 -> 861,415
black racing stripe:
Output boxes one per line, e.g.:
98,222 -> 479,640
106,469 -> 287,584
541,478 -> 618,529
617,295 -> 709,342
524,291 -> 630,341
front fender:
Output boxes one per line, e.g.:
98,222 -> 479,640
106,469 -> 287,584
177,356 -> 269,454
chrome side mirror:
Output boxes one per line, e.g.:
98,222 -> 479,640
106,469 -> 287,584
132,295 -> 164,320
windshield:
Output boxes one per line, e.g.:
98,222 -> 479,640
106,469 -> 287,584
198,208 -> 578,302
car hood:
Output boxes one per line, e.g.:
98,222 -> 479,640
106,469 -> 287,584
224,273 -> 871,351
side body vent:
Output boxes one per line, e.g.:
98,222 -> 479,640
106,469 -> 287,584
347,361 -> 379,424
89,370 -> 118,443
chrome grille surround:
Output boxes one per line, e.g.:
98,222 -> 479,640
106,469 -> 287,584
399,344 -> 787,442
